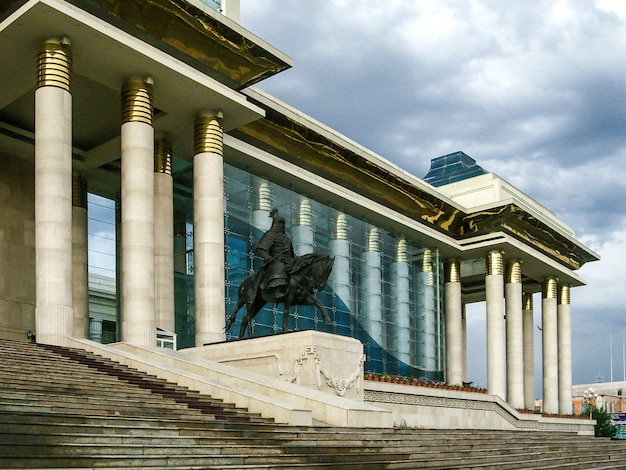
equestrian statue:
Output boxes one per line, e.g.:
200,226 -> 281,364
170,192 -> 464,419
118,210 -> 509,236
226,209 -> 334,339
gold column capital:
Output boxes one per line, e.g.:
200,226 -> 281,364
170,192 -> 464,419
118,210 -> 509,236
154,136 -> 172,175
37,37 -> 72,92
194,112 -> 224,155
486,251 -> 504,276
72,175 -> 87,209
444,259 -> 461,283
121,77 -> 153,125
396,237 -> 409,263
522,292 -> 533,311
335,213 -> 348,240
505,260 -> 522,284
542,277 -> 558,299
558,285 -> 571,305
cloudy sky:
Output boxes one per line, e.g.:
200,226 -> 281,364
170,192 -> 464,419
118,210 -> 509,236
240,0 -> 626,394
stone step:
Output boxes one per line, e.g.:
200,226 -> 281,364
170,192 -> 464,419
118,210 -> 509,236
0,454 -> 310,468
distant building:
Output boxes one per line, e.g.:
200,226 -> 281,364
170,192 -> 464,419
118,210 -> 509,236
0,0 -> 598,416
573,382 -> 626,415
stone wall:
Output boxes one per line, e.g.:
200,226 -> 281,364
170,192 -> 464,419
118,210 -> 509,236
0,155 -> 35,340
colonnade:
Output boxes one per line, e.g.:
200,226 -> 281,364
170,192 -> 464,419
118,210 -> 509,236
34,38 -> 226,348
444,251 -> 573,414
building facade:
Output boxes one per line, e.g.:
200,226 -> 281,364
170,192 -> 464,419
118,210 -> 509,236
0,0 -> 598,414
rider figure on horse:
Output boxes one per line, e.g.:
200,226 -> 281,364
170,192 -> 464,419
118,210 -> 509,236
254,209 -> 296,301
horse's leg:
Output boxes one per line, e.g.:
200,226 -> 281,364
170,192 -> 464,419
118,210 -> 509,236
238,309 -> 249,339
226,298 -> 244,331
309,295 -> 332,325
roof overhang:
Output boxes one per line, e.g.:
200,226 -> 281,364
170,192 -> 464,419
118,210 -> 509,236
0,0 -> 266,172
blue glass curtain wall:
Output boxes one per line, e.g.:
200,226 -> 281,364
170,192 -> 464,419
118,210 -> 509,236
170,162 -> 444,379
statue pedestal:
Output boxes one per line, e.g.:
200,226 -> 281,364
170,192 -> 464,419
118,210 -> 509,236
187,330 -> 366,400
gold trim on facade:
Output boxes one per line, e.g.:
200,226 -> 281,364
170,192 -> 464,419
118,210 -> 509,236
154,137 -> 172,175
523,292 -> 533,311
505,260 -> 522,284
486,251 -> 504,276
72,175 -> 87,209
37,39 -> 72,92
236,105 -> 597,272
194,114 -> 223,156
558,285 -> 571,305
121,79 -> 153,125
444,259 -> 461,284
542,278 -> 558,299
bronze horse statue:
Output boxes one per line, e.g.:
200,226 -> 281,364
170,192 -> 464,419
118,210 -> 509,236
226,253 -> 334,339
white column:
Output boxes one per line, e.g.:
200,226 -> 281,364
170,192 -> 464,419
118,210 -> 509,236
194,112 -> 225,346
418,249 -> 437,372
542,277 -> 559,414
444,259 -> 463,385
293,198 -> 314,255
362,227 -> 383,347
461,304 -> 467,382
392,237 -> 411,365
522,292 -> 535,410
486,251 -> 505,399
505,260 -> 524,409
558,285 -> 573,415
35,38 -> 74,346
120,77 -> 156,346
154,137 -> 175,333
72,175 -> 89,338
329,213 -> 351,312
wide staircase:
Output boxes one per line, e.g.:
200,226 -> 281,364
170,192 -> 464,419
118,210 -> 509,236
1,338 -> 625,469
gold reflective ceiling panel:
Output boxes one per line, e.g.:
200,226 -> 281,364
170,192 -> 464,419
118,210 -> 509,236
75,0 -> 290,88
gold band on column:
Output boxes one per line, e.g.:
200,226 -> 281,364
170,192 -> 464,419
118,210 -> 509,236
367,227 -> 380,252
523,292 -> 533,310
121,78 -> 153,125
396,237 -> 408,263
486,251 -> 504,276
154,137 -> 172,175
422,249 -> 434,286
444,259 -> 461,283
558,285 -> 571,305
335,213 -> 348,240
72,175 -> 87,209
256,180 -> 272,211
542,278 -> 558,299
194,113 -> 223,155
299,198 -> 312,227
37,38 -> 72,92
505,260 -> 522,284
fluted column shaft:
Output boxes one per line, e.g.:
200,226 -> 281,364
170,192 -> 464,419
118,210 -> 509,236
444,260 -> 463,385
72,175 -> 89,338
120,77 -> 156,346
505,260 -> 524,409
522,292 -> 535,409
194,113 -> 225,346
558,286 -> 573,415
486,251 -> 505,399
35,38 -> 74,346
542,277 -> 559,414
